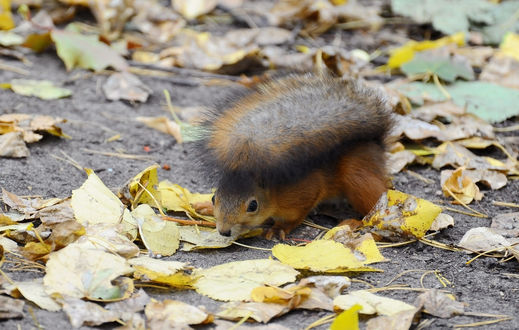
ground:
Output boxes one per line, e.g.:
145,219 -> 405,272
1,50 -> 518,329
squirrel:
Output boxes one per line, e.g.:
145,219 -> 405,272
194,72 -> 393,239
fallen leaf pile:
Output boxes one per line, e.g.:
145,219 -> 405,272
1,0 -> 519,328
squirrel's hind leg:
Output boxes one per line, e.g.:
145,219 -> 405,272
338,142 -> 388,215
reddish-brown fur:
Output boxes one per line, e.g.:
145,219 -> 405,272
262,142 -> 387,239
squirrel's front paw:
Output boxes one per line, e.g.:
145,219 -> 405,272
264,227 -> 288,240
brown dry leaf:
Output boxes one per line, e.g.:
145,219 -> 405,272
481,56 -> 519,90
0,131 -> 29,158
392,114 -> 441,140
44,242 -> 134,301
458,227 -> 519,255
169,29 -> 259,73
145,299 -> 212,328
2,188 -> 62,218
61,297 -> 119,328
439,115 -> 495,142
410,101 -> 466,123
77,224 -> 140,259
216,301 -> 288,323
136,116 -> 182,142
415,289 -> 465,318
432,142 -> 507,171
35,199 -> 75,225
452,46 -> 494,68
365,308 -> 417,330
84,0 -> 137,39
268,0 -> 382,36
430,213 -> 455,231
130,1 -> 185,43
387,150 -> 416,174
6,278 -> 61,312
441,168 -> 483,204
103,72 -> 152,103
491,212 -> 519,237
0,295 -> 24,319
106,289 -> 150,322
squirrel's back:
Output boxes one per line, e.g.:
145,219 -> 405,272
196,73 -> 393,188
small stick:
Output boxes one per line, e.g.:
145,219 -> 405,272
492,200 -> 519,208
161,215 -> 216,227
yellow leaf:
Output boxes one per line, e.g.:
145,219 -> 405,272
330,304 -> 362,330
129,256 -> 193,288
43,242 -> 134,301
363,190 -> 441,240
71,169 -> 135,227
499,32 -> 519,61
7,279 -> 61,312
323,226 -> 386,264
272,240 -> 381,273
441,167 -> 482,204
172,0 -> 217,20
158,180 -> 214,221
0,0 -> 14,30
334,290 -> 415,316
128,164 -> 160,207
132,204 -> 180,256
386,32 -> 465,69
193,259 -> 299,301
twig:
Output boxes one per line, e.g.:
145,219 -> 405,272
161,215 -> 216,227
405,169 -> 434,184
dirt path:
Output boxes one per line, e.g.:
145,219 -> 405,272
1,51 -> 518,329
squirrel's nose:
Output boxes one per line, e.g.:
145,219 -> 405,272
219,229 -> 232,237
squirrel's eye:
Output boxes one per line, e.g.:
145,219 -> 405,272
246,199 -> 258,213
211,195 -> 215,205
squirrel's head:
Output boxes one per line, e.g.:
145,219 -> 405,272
213,175 -> 272,237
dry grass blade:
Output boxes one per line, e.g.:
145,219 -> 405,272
454,315 -> 513,328
384,269 -> 430,286
302,219 -> 331,231
82,148 -> 154,160
442,186 -> 488,218
492,200 -> 519,208
493,124 -> 519,132
304,314 -> 335,330
419,238 -> 462,252
0,60 -> 29,75
405,169 -> 435,184
351,278 -> 376,289
231,241 -> 271,251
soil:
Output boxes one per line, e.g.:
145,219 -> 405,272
1,40 -> 519,330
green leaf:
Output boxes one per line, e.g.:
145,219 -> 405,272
391,0 -> 494,35
50,29 -> 127,72
398,81 -> 519,123
478,1 -> 519,45
401,52 -> 474,82
10,79 -> 72,100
